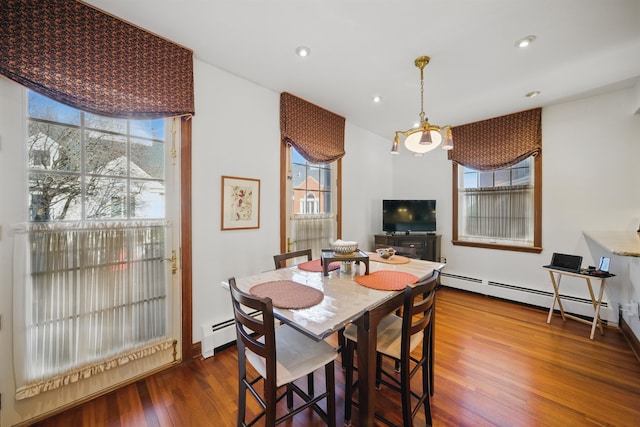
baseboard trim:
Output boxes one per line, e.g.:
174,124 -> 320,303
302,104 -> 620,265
619,310 -> 640,363
192,341 -> 202,359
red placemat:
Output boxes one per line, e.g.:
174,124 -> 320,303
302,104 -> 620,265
297,259 -> 340,273
249,280 -> 324,309
354,270 -> 419,291
369,253 -> 411,264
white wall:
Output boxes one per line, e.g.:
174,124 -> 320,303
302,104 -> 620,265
190,59 -> 392,345
391,88 -> 640,332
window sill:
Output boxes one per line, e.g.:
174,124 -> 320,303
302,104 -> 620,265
452,239 -> 542,253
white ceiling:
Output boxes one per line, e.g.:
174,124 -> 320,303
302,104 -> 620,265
86,0 -> 640,140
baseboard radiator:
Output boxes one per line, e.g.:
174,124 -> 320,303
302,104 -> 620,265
201,310 -> 261,358
440,272 -> 613,324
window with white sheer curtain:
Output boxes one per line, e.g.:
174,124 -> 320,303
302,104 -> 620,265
457,157 -> 534,247
289,147 -> 336,257
12,91 -> 175,400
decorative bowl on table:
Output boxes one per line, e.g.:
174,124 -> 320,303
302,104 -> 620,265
330,240 -> 358,255
376,247 -> 396,259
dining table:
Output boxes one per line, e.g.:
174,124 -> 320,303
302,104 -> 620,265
223,252 -> 444,427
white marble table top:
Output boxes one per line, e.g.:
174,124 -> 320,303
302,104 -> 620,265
223,253 -> 444,340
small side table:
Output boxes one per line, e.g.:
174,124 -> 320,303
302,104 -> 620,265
321,249 -> 370,276
543,267 -> 615,340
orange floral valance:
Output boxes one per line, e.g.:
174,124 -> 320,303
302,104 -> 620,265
448,108 -> 541,170
280,92 -> 345,163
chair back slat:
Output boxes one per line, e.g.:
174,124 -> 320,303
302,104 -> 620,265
229,277 -> 275,361
402,270 -> 439,349
273,249 -> 312,269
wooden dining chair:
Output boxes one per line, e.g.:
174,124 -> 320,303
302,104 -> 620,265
272,248 -> 318,393
273,248 -> 312,269
343,270 -> 439,427
228,277 -> 337,427
274,249 -> 348,370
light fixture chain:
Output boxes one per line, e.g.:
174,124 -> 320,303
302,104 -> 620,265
420,66 -> 425,121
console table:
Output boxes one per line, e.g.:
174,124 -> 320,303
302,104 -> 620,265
374,234 -> 441,262
544,267 -> 615,340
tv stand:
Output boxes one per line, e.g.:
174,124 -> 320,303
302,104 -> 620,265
374,234 -> 441,262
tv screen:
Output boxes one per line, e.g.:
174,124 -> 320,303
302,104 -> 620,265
383,199 -> 436,233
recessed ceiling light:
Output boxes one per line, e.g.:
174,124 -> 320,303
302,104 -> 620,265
525,90 -> 541,98
515,35 -> 536,48
295,46 -> 311,57
372,95 -> 382,103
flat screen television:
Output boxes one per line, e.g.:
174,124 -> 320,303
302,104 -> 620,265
382,199 -> 436,234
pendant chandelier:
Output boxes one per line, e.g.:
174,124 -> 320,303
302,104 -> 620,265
391,56 -> 453,156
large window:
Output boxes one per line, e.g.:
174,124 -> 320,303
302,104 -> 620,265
291,148 -> 332,215
13,91 -> 175,399
453,155 -> 542,252
285,146 -> 338,257
27,92 -> 166,221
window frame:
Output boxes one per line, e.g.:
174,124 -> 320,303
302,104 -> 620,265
26,92 -> 167,222
14,90 -> 186,396
280,142 -> 342,253
451,153 -> 542,253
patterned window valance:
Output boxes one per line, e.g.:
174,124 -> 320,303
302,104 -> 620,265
0,0 -> 194,119
448,108 -> 541,171
280,92 -> 346,163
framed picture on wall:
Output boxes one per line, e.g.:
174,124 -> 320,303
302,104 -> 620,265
221,176 -> 261,230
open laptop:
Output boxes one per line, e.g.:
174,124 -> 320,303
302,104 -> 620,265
543,252 -> 583,273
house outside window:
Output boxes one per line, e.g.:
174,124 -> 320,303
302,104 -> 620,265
286,146 -> 336,256
27,92 -> 166,221
291,148 -> 332,215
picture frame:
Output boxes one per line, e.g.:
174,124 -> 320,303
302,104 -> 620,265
221,176 -> 261,230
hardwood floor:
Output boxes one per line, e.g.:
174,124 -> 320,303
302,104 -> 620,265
31,287 -> 640,427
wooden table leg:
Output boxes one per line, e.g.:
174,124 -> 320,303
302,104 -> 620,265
356,312 -> 376,427
588,278 -> 607,339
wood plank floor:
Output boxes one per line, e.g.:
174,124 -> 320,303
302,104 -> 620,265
31,287 -> 640,427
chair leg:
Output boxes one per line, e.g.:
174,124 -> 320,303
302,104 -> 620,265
307,372 -> 315,397
422,353 -> 433,426
337,327 -> 345,367
376,353 -> 383,389
265,376 -> 278,427
286,383 -> 294,411
325,361 -> 337,427
430,297 -> 436,396
343,340 -> 355,426
400,356 -> 413,427
237,357 -> 247,427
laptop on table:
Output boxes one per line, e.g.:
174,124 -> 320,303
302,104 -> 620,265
543,252 -> 583,273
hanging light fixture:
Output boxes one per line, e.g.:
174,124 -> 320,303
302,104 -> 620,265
391,56 -> 453,156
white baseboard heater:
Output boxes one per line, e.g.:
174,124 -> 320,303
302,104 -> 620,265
439,272 -> 612,324
201,310 -> 261,358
